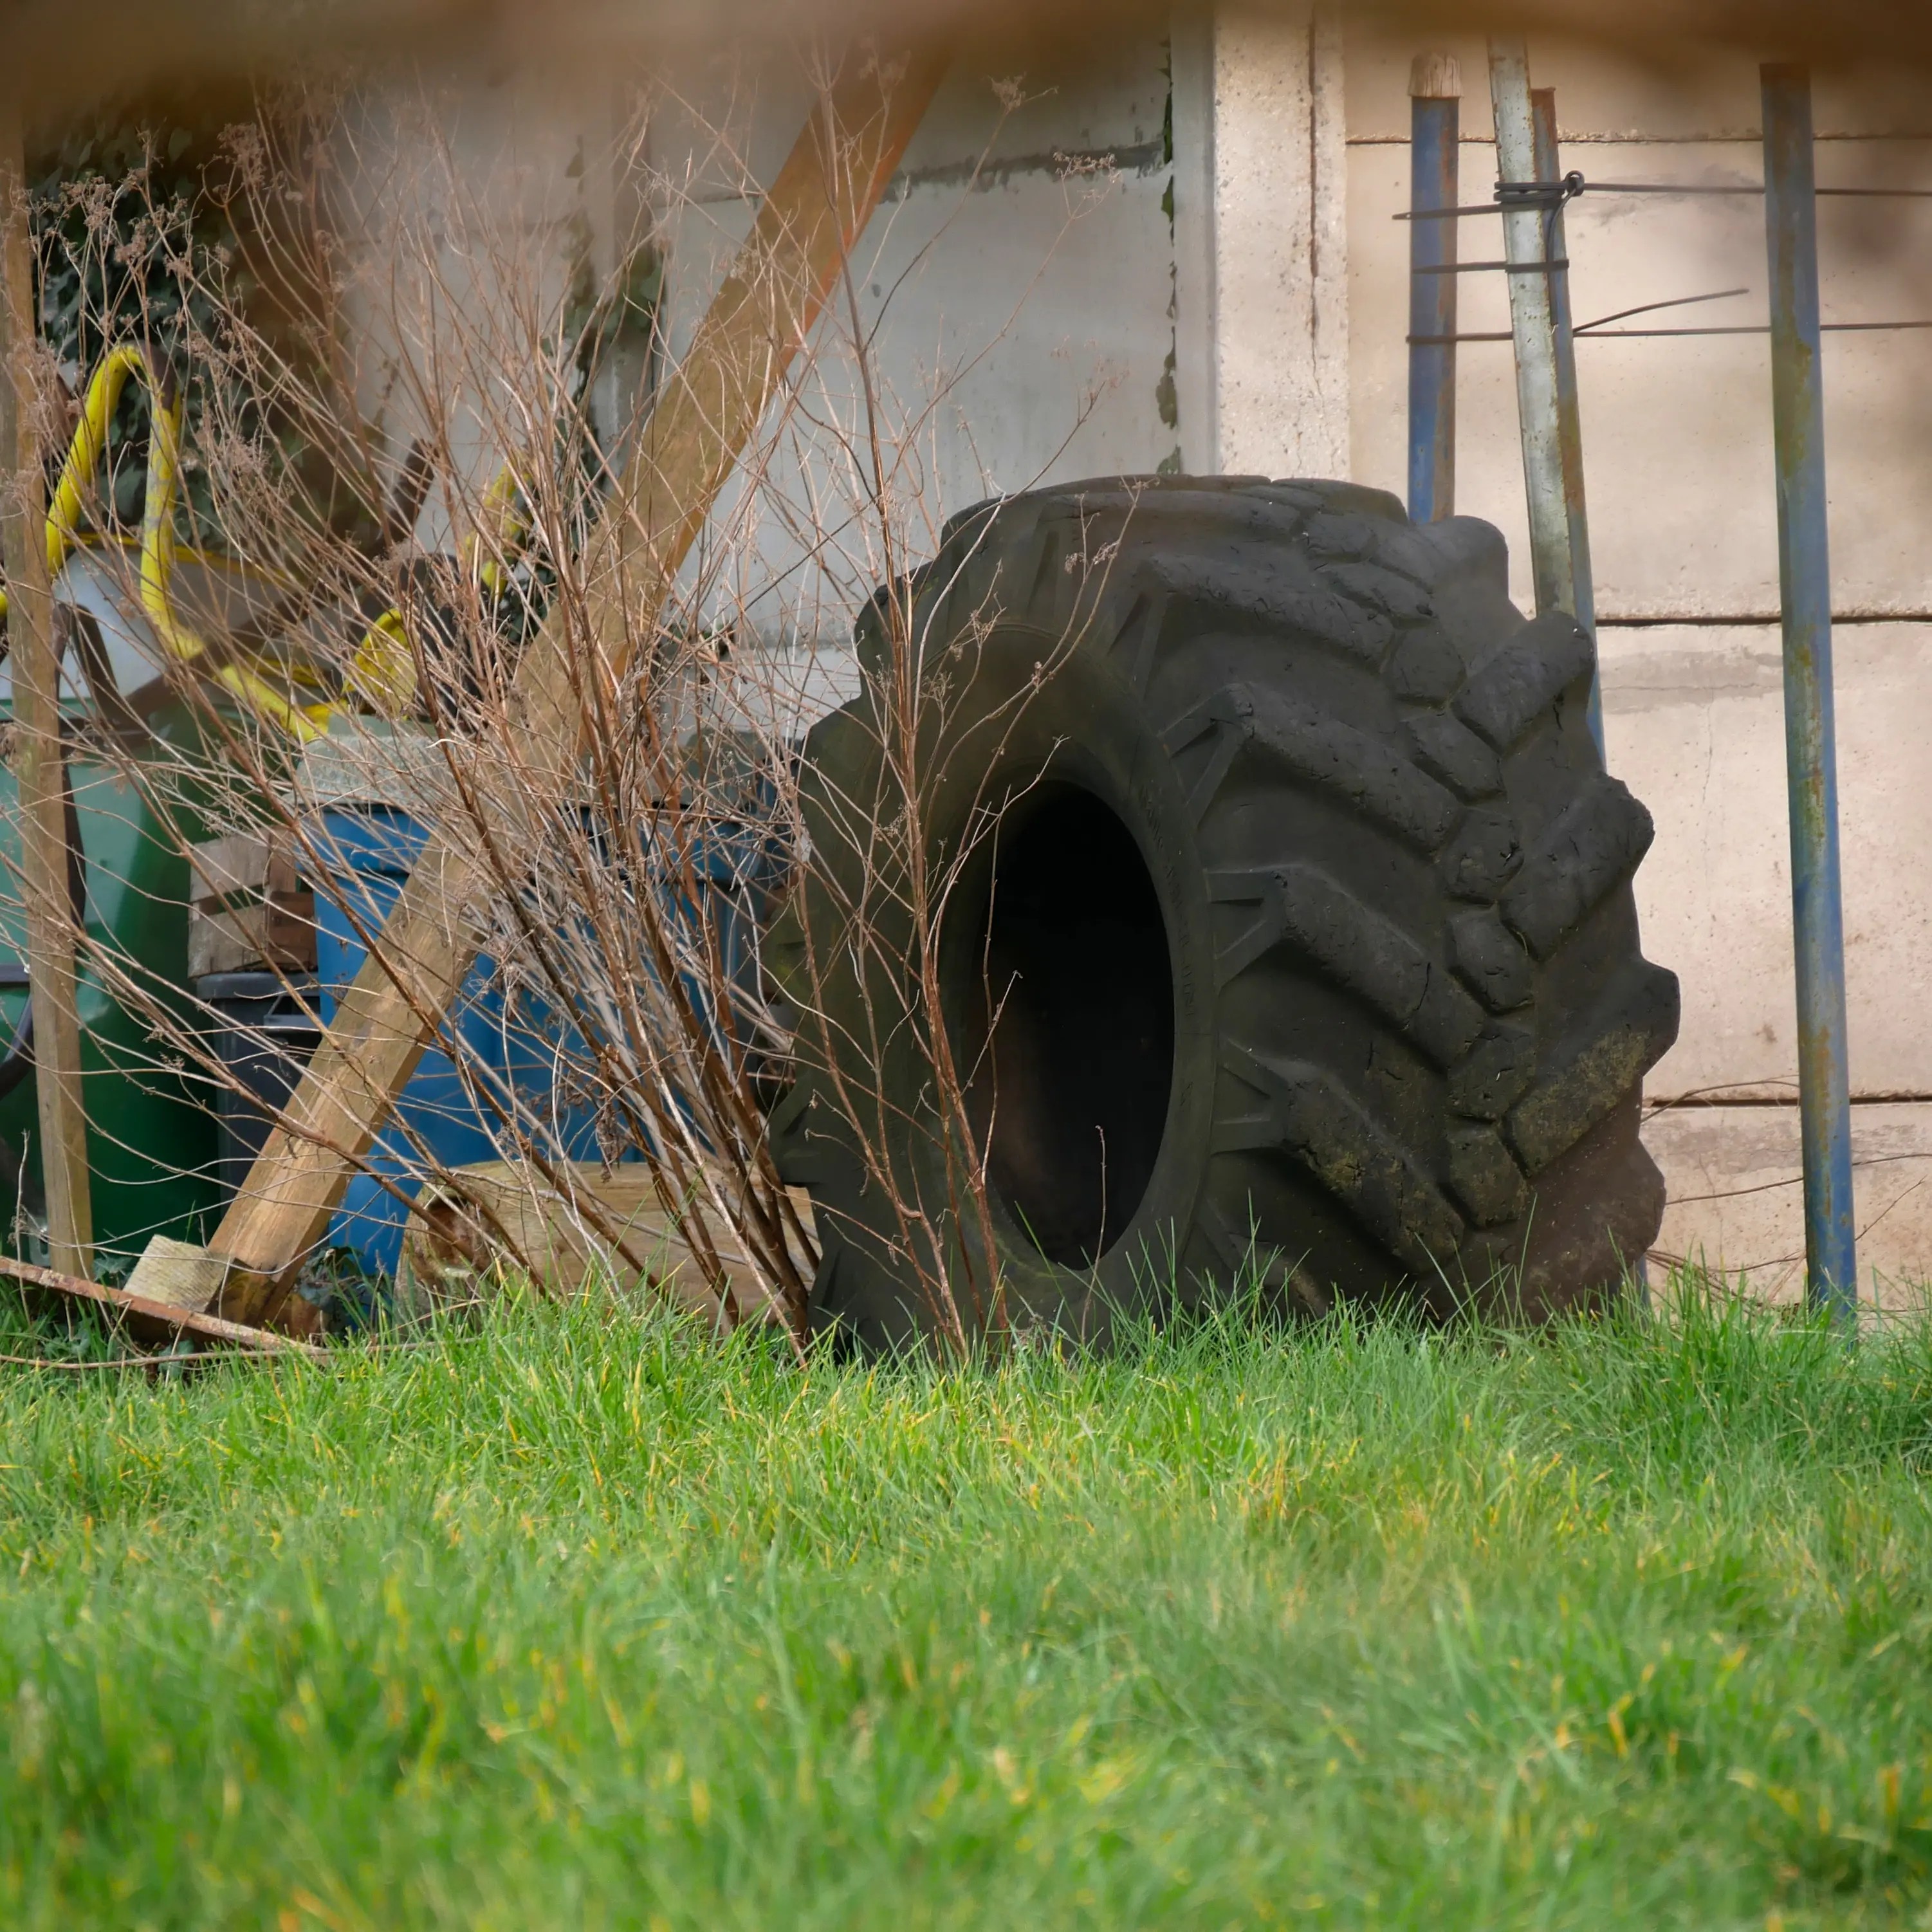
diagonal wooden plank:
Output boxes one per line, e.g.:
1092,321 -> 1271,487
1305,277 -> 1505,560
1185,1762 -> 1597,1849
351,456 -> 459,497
206,50 -> 945,1325
0,1249 -> 326,1359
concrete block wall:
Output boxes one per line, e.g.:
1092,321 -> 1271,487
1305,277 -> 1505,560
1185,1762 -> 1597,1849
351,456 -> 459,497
1343,26 -> 1932,1300
650,44 -> 1182,643
363,23 -> 1932,1300
651,13 -> 1354,627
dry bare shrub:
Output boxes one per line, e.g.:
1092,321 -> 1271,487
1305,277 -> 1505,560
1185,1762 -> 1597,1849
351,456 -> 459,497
5,54 -> 1132,1355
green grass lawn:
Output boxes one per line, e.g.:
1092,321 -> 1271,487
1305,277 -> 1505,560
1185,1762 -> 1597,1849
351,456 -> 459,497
1,1286 -> 1930,1929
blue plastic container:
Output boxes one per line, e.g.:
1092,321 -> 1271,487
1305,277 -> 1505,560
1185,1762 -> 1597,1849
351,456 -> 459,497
308,807 -> 604,1276
307,803 -> 783,1278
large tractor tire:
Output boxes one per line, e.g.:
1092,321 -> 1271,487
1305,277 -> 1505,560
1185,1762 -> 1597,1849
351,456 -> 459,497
769,476 -> 1679,1347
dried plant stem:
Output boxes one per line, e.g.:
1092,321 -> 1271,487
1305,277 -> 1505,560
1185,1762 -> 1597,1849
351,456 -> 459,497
0,56 -> 1132,1359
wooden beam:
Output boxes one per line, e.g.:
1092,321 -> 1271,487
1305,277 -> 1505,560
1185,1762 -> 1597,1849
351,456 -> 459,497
208,50 -> 946,1325
0,101 -> 94,1280
0,1249 -> 325,1359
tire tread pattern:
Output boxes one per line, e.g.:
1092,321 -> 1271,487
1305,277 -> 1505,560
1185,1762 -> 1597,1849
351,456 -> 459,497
793,473 -> 1679,1331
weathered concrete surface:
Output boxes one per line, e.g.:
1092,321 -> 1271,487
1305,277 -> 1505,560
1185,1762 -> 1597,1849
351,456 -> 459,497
1599,621 -> 1932,1102
1603,620 -> 1932,1299
1345,32 -> 1932,622
654,19 -> 1357,638
1341,21 -> 1932,1291
1172,3 -> 1350,478
1645,1102 -> 1932,1307
653,41 -> 1179,639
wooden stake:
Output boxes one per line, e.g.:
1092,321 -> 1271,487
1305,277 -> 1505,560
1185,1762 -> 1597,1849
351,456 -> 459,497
207,50 -> 946,1325
0,101 -> 93,1280
0,1247 -> 324,1359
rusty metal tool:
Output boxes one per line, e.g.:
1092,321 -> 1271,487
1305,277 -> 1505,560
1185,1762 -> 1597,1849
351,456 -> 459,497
0,1248 -> 326,1359
1487,37 -> 1603,757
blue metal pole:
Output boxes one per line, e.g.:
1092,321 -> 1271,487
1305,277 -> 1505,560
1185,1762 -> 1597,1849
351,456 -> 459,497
1408,55 -> 1459,522
1762,63 -> 1857,1323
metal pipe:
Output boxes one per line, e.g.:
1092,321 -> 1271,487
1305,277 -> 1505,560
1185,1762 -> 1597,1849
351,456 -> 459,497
1487,40 -> 1605,756
1762,62 -> 1857,1322
1532,88 -> 1603,752
1407,53 -> 1460,522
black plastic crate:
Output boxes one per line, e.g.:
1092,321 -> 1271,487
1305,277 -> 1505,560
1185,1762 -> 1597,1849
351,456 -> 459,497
196,971 -> 324,1202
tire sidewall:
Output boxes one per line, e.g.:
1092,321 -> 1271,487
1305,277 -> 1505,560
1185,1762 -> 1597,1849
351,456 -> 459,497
798,620 -> 1220,1341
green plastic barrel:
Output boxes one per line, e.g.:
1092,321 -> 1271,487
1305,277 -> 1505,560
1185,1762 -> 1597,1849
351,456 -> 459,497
0,743 -> 221,1265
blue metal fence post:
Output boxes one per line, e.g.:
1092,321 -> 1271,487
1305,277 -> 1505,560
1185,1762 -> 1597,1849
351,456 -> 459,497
1762,62 -> 1857,1323
1407,53 -> 1460,522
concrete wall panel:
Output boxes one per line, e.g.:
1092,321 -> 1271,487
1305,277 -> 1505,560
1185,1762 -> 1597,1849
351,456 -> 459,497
1347,120 -> 1932,615
654,42 -> 1180,643
1345,25 -> 1932,1286
1604,622 -> 1932,1101
1646,1102 -> 1932,1305
1205,5 -> 1350,478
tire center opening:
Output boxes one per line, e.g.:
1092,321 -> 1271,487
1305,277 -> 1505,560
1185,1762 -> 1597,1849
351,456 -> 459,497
960,786 -> 1175,1267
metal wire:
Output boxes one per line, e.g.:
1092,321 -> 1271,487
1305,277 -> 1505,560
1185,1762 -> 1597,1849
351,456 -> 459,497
1412,259 -> 1569,275
1573,286 -> 1750,333
1496,170 -> 1587,209
1589,180 -> 1932,199
1410,315 -> 1932,345
1396,176 -> 1932,219
1584,319 -> 1932,338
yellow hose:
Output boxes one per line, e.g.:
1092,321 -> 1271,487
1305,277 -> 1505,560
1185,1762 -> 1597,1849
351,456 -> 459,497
10,345 -> 322,742
9,345 -> 528,739
48,347 -> 147,572
345,606 -> 416,715
472,461 -> 528,598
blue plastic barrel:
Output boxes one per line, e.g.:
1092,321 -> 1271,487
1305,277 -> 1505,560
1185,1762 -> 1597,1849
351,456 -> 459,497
306,803 -> 783,1279
306,806 -> 603,1276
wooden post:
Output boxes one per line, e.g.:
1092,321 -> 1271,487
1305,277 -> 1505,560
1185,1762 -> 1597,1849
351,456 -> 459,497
203,50 -> 946,1325
0,101 -> 93,1279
